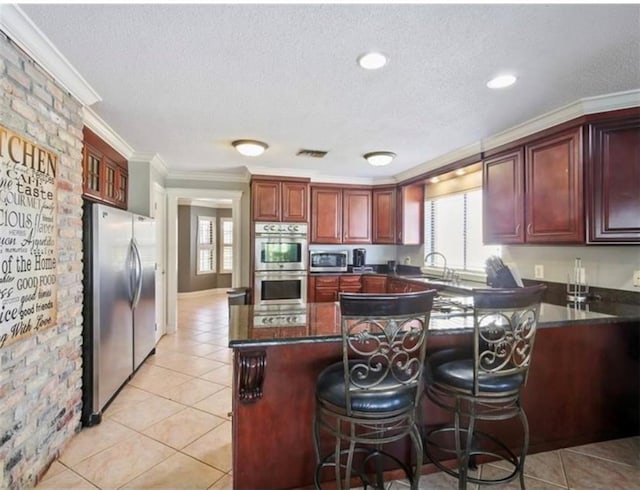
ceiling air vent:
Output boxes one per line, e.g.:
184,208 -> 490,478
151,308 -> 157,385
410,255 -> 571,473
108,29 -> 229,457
296,149 -> 328,158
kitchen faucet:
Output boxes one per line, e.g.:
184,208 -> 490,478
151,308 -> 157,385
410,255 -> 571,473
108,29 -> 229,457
424,251 -> 448,280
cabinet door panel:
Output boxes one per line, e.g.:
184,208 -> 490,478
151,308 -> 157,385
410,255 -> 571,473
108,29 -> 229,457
311,188 -> 342,243
315,289 -> 338,303
525,127 -> 583,243
343,189 -> 372,243
83,144 -> 102,200
282,182 -> 308,222
315,276 -> 339,287
587,118 -> 640,243
82,127 -> 128,209
483,149 -> 525,244
252,181 -> 281,221
372,188 -> 396,244
362,276 -> 387,293
397,185 -> 424,245
339,275 -> 362,292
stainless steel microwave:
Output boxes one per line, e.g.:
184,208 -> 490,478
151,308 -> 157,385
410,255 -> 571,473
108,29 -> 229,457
309,250 -> 349,272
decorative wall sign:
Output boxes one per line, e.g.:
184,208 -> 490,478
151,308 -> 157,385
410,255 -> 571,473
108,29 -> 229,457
0,125 -> 58,350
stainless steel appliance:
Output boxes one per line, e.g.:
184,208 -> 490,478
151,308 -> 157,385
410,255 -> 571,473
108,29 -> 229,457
255,270 -> 307,305
82,202 -> 156,426
254,222 -> 308,271
253,304 -> 308,327
309,250 -> 349,272
353,248 -> 366,267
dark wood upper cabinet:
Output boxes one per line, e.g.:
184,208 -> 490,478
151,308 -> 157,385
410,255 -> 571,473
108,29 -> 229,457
82,127 -> 128,209
586,116 -> 640,243
251,178 -> 309,222
311,186 -> 372,244
483,149 -> 525,244
483,126 -> 583,244
372,187 -> 396,244
281,181 -> 308,222
342,189 -> 372,244
311,187 -> 342,243
252,180 -> 280,221
397,185 -> 424,245
311,184 -> 423,245
525,126 -> 584,243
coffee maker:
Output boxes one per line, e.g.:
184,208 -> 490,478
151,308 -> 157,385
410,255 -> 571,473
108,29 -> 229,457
353,248 -> 366,267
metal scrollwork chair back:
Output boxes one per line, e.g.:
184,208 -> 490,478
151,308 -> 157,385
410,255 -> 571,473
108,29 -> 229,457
314,290 -> 437,490
424,284 -> 547,490
472,287 -> 544,395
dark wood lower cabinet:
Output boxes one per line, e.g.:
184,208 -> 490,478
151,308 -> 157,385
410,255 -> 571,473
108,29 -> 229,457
231,320 -> 639,489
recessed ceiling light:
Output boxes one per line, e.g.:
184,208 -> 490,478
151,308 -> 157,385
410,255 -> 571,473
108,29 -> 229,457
364,151 -> 395,166
232,139 -> 268,157
430,177 -> 440,184
487,74 -> 517,89
357,52 -> 388,70
455,169 -> 466,176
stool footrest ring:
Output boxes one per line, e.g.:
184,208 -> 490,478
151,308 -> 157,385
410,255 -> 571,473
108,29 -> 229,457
314,446 -> 416,490
424,426 -> 521,486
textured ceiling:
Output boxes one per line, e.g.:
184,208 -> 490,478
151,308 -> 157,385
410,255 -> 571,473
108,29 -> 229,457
19,4 -> 640,180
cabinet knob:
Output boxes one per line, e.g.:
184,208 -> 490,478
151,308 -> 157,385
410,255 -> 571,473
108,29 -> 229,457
515,224 -> 521,234
527,223 -> 533,235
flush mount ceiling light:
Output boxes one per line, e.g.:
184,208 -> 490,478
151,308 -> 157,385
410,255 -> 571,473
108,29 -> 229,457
357,52 -> 388,70
455,169 -> 466,176
430,177 -> 440,184
232,139 -> 268,157
487,74 -> 517,89
364,151 -> 396,167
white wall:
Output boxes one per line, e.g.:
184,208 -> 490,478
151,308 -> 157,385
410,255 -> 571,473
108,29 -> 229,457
397,242 -> 640,292
503,245 -> 640,291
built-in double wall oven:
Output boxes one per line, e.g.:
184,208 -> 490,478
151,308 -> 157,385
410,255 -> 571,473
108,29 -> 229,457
254,222 -> 308,305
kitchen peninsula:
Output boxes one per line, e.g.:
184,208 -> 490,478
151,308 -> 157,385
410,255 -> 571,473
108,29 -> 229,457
228,283 -> 640,490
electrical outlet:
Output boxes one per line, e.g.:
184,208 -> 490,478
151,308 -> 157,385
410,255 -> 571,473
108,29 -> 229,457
633,270 -> 640,288
404,256 -> 411,265
534,265 -> 544,279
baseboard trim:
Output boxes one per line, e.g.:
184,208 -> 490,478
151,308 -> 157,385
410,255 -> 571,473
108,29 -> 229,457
177,288 -> 228,298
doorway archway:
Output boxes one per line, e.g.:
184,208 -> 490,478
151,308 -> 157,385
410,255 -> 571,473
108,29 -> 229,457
166,188 -> 243,334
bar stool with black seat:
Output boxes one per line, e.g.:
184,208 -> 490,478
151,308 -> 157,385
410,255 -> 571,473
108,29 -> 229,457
313,290 -> 437,490
424,284 -> 546,490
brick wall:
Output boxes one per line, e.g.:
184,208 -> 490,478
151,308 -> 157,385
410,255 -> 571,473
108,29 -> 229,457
0,32 -> 84,488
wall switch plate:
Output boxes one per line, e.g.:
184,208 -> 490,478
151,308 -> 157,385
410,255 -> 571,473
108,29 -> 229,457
534,265 -> 544,279
633,270 -> 640,288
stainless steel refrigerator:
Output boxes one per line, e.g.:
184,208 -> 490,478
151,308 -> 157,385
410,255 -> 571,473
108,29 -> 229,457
82,202 -> 156,426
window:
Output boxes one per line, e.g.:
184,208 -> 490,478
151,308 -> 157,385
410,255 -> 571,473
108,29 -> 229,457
220,218 -> 233,273
197,216 -> 216,274
424,188 -> 499,273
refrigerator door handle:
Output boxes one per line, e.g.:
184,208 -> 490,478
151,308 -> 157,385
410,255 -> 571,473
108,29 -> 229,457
127,240 -> 137,305
131,239 -> 143,310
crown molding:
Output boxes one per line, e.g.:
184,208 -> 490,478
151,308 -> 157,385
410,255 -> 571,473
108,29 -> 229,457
130,151 -> 169,176
483,89 -> 640,152
167,170 -> 249,183
394,89 -> 640,182
0,4 -> 101,106
581,88 -> 640,114
393,142 -> 482,183
82,106 -> 135,159
244,164 -> 317,180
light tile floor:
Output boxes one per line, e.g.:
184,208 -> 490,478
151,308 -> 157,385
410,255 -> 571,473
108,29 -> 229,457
37,291 -> 639,489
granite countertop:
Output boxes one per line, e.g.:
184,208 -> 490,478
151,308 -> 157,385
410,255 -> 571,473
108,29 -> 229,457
229,300 -> 638,348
